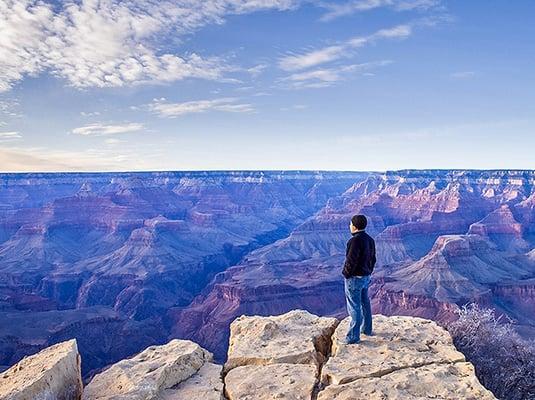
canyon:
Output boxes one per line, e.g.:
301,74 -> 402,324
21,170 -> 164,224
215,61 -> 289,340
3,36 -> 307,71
0,170 -> 534,375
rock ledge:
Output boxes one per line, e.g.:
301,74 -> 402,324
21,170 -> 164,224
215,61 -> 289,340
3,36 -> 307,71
0,310 -> 496,400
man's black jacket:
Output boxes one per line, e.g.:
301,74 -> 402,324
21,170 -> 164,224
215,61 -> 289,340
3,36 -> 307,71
342,230 -> 376,278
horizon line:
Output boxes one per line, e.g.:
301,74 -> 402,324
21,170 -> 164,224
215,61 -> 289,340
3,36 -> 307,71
1,168 -> 534,176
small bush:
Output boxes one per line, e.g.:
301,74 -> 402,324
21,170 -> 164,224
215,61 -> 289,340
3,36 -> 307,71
447,304 -> 535,400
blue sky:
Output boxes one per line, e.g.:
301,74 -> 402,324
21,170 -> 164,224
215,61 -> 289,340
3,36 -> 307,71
0,0 -> 534,172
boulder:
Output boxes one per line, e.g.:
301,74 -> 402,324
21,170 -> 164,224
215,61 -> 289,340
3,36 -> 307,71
321,315 -> 465,385
318,362 -> 496,400
0,339 -> 82,400
224,309 -> 338,372
223,310 -> 495,400
224,363 -> 317,400
83,339 -> 219,400
162,362 -> 223,400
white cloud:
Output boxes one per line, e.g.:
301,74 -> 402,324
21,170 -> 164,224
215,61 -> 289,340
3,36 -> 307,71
0,99 -> 22,118
246,64 -> 268,77
80,111 -> 101,117
0,131 -> 21,140
279,45 -> 345,71
148,98 -> 255,117
372,24 -> 412,39
0,0 -> 301,92
72,122 -> 144,136
320,0 -> 441,21
234,86 -> 255,92
279,24 -> 411,71
282,60 -> 392,88
0,0 -> 444,92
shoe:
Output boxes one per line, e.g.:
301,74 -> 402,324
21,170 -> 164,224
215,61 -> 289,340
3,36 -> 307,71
361,331 -> 374,336
341,338 -> 360,345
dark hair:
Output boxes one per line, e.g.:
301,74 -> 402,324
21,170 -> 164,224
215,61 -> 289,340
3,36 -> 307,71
351,214 -> 367,230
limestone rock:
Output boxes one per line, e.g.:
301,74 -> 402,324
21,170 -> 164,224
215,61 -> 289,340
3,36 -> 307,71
162,362 -> 223,400
318,362 -> 496,400
83,339 -> 214,400
225,309 -> 338,372
0,339 -> 82,400
224,363 -> 317,400
0,310 -> 497,400
321,315 -> 466,385
222,310 -> 495,400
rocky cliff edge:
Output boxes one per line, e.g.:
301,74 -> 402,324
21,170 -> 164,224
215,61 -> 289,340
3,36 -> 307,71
0,310 -> 495,400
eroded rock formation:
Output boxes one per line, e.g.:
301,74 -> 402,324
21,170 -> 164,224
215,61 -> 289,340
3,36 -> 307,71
225,310 -> 338,372
2,170 -> 534,376
0,339 -> 82,400
0,171 -> 365,375
174,170 -> 535,359
82,339 -> 223,400
221,310 -> 495,400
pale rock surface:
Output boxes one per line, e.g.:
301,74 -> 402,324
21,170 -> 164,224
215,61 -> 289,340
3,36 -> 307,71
162,362 -> 223,400
224,309 -> 338,372
0,310 -> 496,400
224,363 -> 317,400
321,315 -> 466,385
83,339 -> 215,400
318,362 -> 496,400
223,310 -> 496,400
0,339 -> 82,400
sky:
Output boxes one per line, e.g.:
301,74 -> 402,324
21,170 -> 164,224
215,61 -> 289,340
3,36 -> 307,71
0,0 -> 534,172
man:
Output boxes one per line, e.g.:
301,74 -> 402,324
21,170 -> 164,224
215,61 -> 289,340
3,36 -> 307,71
342,214 -> 376,344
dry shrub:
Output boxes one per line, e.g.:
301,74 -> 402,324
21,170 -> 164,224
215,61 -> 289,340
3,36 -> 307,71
448,304 -> 535,400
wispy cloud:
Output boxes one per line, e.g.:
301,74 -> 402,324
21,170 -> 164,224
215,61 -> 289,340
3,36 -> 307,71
0,99 -> 22,118
72,123 -> 143,136
279,45 -> 346,71
246,64 -> 269,77
450,71 -> 476,79
80,111 -> 101,117
319,0 -> 442,21
0,0 -> 301,92
281,60 -> 392,88
0,131 -> 21,141
279,24 -> 412,71
148,98 -> 255,118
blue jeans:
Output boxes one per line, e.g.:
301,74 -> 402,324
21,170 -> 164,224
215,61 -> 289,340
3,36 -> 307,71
344,275 -> 372,342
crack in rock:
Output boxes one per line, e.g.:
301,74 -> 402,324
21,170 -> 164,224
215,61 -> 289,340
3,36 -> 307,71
221,310 -> 339,400
314,315 -> 495,400
311,318 -> 340,400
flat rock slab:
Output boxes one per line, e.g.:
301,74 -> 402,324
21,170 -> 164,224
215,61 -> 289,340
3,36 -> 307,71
321,315 -> 466,385
225,363 -> 317,400
0,339 -> 82,400
162,362 -> 224,400
83,339 -> 212,400
225,309 -> 338,372
318,362 -> 496,400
